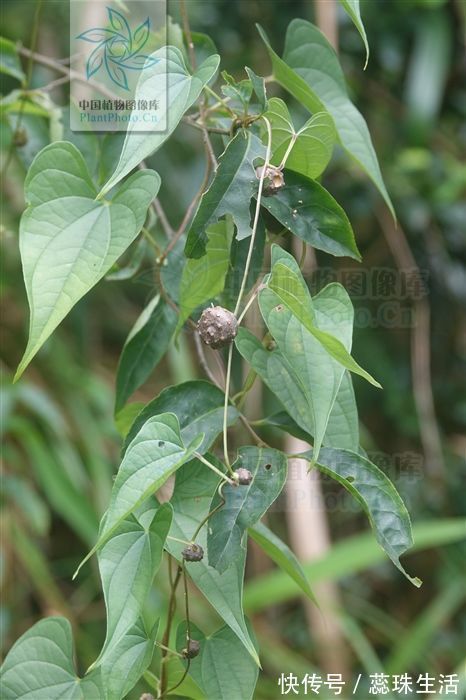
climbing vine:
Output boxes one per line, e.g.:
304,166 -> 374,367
1,3 -> 421,699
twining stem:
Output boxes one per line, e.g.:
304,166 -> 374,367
236,279 -> 264,325
234,117 -> 272,317
277,132 -> 298,171
180,0 -> 196,70
222,117 -> 273,469
204,84 -> 236,117
191,481 -> 227,541
160,559 -> 182,694
194,452 -> 236,482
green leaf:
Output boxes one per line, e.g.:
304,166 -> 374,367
260,170 -> 360,260
300,446 -> 422,587
0,617 -> 103,699
97,503 -> 172,658
191,31 -> 219,68
115,296 -> 177,413
176,622 -> 259,700
260,286 -> 351,460
338,0 -> 370,69
248,522 -> 315,602
99,618 -> 158,700
178,217 -> 234,330
100,48 -> 220,195
223,211 -> 265,308
105,236 -> 147,281
15,142 -> 159,380
245,67 -> 267,112
267,252 -> 381,387
74,413 -> 201,577
262,97 -> 335,178
221,70 -> 253,110
207,447 -> 287,573
185,130 -> 265,258
0,37 -> 25,82
244,519 -> 466,611
123,380 -> 239,456
257,21 -> 394,216
260,367 -> 359,452
166,458 -> 259,665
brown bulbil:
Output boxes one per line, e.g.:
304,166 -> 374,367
181,543 -> 204,562
256,164 -> 285,195
182,638 -> 201,659
234,468 -> 253,485
197,306 -> 238,349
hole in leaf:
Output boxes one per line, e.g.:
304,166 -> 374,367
158,440 -> 165,447
346,475 -> 355,483
264,463 -> 272,471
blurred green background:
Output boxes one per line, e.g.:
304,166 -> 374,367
1,0 -> 465,697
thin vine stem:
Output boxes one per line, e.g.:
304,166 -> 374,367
222,117 -> 273,469
194,451 -> 236,482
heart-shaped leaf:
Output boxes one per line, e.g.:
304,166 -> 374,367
15,141 -> 159,380
236,330 -> 359,453
0,617 -> 103,699
74,413 -> 202,577
99,618 -> 158,700
123,380 -> 239,456
266,248 -> 380,387
262,97 -> 336,178
176,622 -> 259,700
101,47 -> 220,195
257,21 -> 394,216
207,447 -> 287,572
97,503 -> 172,658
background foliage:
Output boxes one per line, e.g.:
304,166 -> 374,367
1,0 -> 465,698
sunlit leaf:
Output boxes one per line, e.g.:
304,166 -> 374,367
15,142 -> 159,380
338,0 -> 370,68
267,249 -> 381,387
262,97 -> 335,178
0,617 -> 103,699
74,413 -> 201,576
97,503 -> 172,657
100,619 -> 158,700
257,21 -> 394,216
101,47 -> 220,195
123,380 -> 239,457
